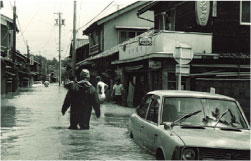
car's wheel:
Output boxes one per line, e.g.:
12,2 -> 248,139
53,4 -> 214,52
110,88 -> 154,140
130,132 -> 133,138
156,148 -> 165,160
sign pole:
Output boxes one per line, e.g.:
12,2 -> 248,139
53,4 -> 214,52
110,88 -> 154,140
174,43 -> 193,91
178,48 -> 182,90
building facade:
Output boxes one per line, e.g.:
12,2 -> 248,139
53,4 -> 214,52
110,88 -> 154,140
1,14 -> 18,96
1,14 -> 41,97
78,1 -> 154,101
76,1 -> 250,122
115,1 -> 250,119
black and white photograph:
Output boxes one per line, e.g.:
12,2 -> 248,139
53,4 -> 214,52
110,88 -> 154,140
1,0 -> 250,160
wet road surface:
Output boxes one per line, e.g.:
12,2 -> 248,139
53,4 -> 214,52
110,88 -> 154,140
1,84 -> 155,160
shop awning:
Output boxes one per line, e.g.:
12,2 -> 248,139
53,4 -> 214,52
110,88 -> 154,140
76,46 -> 119,68
190,71 -> 250,77
112,52 -> 173,64
124,65 -> 144,72
5,71 -> 15,76
195,78 -> 250,81
22,77 -> 30,80
191,64 -> 250,68
90,46 -> 119,61
1,56 -> 13,64
18,70 -> 29,75
115,26 -> 152,30
76,57 -> 93,68
30,72 -> 39,75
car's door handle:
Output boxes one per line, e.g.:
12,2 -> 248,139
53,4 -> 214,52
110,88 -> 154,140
154,134 -> 158,137
141,125 -> 144,128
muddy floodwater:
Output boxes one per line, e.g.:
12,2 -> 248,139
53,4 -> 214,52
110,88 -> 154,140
1,84 -> 155,160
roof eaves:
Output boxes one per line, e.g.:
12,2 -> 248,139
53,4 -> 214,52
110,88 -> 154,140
83,1 -> 149,35
97,1 -> 150,25
137,1 -> 159,16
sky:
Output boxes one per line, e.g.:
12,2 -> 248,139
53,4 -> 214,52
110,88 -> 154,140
1,0 -> 137,60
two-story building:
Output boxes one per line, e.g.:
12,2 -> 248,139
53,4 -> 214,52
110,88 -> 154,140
1,14 -> 40,96
1,14 -> 19,96
113,1 -> 250,119
77,1 -> 154,99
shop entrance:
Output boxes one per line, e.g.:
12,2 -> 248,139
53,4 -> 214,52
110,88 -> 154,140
126,72 -> 147,107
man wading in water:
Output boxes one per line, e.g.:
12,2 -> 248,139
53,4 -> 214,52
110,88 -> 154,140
61,69 -> 100,130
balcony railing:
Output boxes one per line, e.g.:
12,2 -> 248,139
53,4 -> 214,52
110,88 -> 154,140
118,30 -> 212,61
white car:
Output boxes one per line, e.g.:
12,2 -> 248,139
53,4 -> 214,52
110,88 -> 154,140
128,90 -> 250,160
32,81 -> 43,87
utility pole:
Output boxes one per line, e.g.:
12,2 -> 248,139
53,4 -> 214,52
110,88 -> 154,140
72,0 -> 77,78
26,41 -> 31,87
54,12 -> 64,86
12,2 -> 16,64
12,1 -> 17,92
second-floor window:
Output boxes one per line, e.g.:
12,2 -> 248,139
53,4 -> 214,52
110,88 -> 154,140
89,31 -> 100,46
89,30 -> 103,55
119,30 -> 144,44
240,1 -> 250,25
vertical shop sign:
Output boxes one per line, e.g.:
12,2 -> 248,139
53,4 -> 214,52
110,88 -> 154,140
195,1 -> 210,26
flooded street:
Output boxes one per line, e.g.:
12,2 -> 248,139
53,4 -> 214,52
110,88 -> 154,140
1,84 -> 154,160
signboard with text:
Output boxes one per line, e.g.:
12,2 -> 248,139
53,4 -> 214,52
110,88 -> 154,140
195,1 -> 210,26
139,36 -> 152,46
149,60 -> 161,69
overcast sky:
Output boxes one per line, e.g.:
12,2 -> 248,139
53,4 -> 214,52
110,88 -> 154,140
1,0 -> 137,60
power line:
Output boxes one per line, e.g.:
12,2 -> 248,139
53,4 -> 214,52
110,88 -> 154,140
40,26 -> 56,49
76,0 -> 114,31
22,8 -> 40,34
16,17 -> 28,47
8,0 -> 12,8
8,0 -> 28,50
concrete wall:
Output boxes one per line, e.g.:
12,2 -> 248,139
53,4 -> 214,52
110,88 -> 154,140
103,10 -> 154,51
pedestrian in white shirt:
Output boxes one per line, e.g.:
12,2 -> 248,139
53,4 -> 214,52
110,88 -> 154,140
111,78 -> 124,105
96,76 -> 108,102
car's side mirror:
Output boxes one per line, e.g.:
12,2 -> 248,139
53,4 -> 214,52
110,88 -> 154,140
162,122 -> 171,130
136,106 -> 140,113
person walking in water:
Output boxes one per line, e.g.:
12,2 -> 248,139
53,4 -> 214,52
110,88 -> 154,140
111,78 -> 124,105
96,76 -> 108,103
61,69 -> 100,130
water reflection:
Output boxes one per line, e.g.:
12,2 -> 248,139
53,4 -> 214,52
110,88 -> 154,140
1,106 -> 16,127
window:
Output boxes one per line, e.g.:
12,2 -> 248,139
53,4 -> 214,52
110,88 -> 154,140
136,32 -> 143,36
240,1 -> 250,25
128,32 -> 135,38
136,94 -> 152,119
120,31 -> 127,43
162,97 -> 204,123
146,98 -> 159,123
89,30 -> 103,55
118,30 -> 146,44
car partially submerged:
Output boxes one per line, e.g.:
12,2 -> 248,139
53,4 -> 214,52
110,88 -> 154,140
128,90 -> 250,160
